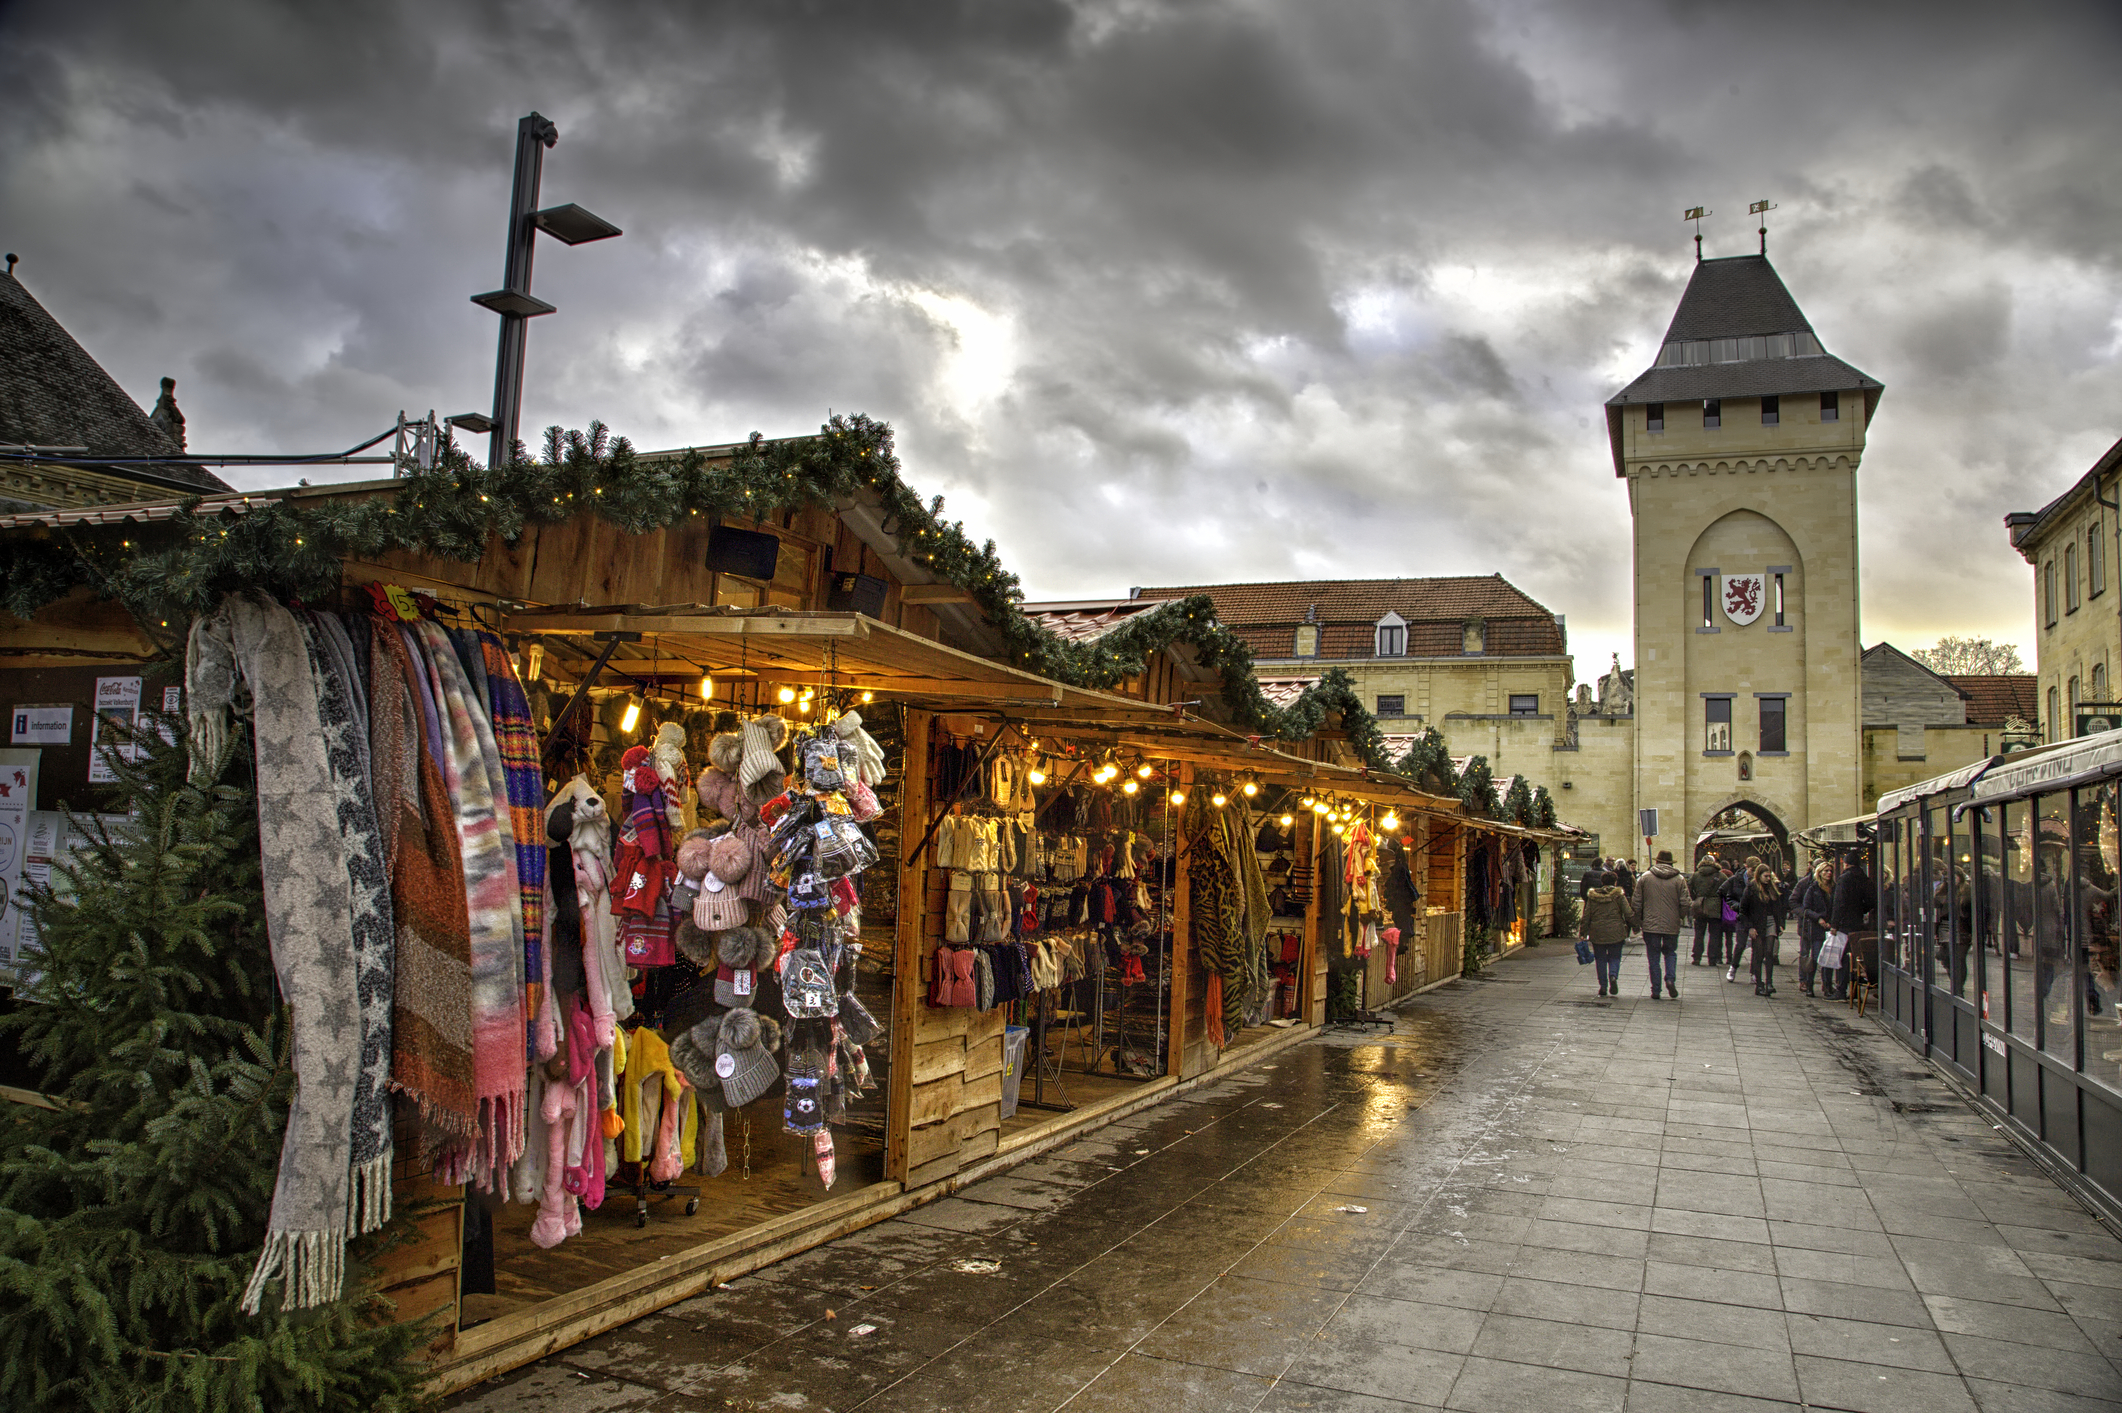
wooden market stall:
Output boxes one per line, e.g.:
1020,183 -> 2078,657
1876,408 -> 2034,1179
0,467 -> 1513,1395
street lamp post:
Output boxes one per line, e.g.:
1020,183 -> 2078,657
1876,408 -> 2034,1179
469,111 -> 620,470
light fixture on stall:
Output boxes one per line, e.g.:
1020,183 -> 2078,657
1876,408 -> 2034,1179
798,686 -> 815,715
1122,779 -> 1139,796
619,696 -> 642,734
1211,791 -> 1228,808
860,690 -> 874,704
1382,812 -> 1400,832
1241,778 -> 1258,798
1301,796 -> 1315,808
1136,762 -> 1155,780
1330,821 -> 1346,836
1169,789 -> 1187,805
1027,762 -> 1048,786
1280,813 -> 1295,828
776,685 -> 797,704
700,673 -> 715,701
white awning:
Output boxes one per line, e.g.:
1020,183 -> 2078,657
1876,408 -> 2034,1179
1968,727 -> 2122,805
1876,756 -> 1999,815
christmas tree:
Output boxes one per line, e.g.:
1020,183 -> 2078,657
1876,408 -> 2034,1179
0,720 -> 432,1412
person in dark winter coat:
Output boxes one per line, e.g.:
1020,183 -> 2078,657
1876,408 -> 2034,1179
1690,857 -> 1725,965
1633,851 -> 1691,1000
1791,861 -> 1833,996
1580,870 -> 1635,999
1719,865 -> 1752,982
1742,865 -> 1784,996
1823,855 -> 1875,1000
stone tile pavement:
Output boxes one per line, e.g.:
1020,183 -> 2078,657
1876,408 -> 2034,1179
450,944 -> 2122,1412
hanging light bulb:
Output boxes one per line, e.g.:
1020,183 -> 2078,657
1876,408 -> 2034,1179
777,685 -> 796,704
1280,813 -> 1295,828
619,696 -> 642,734
859,690 -> 874,703
1122,779 -> 1139,796
1169,789 -> 1186,805
1382,812 -> 1400,831
1136,762 -> 1154,779
700,673 -> 715,701
1027,764 -> 1048,786
1330,821 -> 1346,836
1300,796 -> 1315,808
1241,779 -> 1258,797
1211,791 -> 1228,808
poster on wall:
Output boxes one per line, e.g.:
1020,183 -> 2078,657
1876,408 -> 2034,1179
87,675 -> 144,784
9,810 -> 124,993
0,748 -> 41,981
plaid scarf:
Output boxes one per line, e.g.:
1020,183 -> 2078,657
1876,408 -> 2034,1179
474,630 -> 547,1024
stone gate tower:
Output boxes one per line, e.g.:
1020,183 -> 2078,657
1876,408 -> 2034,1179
1605,253 -> 1883,858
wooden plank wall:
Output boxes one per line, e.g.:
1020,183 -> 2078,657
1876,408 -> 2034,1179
1303,813 -> 1326,1026
376,1115 -> 463,1354
895,713 -> 1006,1191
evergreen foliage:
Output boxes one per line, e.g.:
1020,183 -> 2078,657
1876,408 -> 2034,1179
1457,755 -> 1499,819
1532,785 -> 1557,830
1551,885 -> 1579,939
1394,727 -> 1455,795
1502,776 -> 1534,827
0,415 -> 1402,768
0,725 -> 434,1413
1461,910 -> 1487,977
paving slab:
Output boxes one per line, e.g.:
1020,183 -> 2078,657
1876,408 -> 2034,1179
451,946 -> 2122,1413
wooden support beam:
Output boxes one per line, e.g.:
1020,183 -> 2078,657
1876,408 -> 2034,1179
504,611 -> 870,638
1167,761 -> 1194,1080
884,708 -> 932,1183
897,584 -> 977,605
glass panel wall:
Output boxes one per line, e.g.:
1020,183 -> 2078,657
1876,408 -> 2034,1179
2038,793 -> 2074,1059
1947,805 -> 1975,999
1879,822 -> 1902,971
1925,804 -> 1951,986
2086,782 -> 2122,1096
2006,801 -> 2037,1041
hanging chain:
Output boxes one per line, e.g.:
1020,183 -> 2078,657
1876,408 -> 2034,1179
741,1112 -> 751,1179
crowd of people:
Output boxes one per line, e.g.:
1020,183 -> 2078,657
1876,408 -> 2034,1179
1576,848 -> 1876,1002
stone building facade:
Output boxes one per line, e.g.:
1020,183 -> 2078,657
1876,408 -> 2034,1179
2007,434 -> 2122,743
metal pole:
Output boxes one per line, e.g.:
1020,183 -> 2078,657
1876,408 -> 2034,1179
489,113 -> 559,470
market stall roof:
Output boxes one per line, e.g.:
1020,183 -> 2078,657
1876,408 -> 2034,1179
1795,813 -> 1875,849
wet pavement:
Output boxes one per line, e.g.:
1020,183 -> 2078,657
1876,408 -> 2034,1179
450,945 -> 2122,1412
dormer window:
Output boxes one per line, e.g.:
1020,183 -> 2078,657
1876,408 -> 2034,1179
1375,611 -> 1407,657
1293,623 -> 1319,658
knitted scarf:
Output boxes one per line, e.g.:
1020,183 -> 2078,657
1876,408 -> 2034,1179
371,622 -> 478,1161
413,621 -> 526,1188
300,615 -> 396,1234
187,594 -> 360,1314
474,630 -> 546,1023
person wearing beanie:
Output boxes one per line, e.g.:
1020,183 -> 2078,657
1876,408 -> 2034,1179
1580,870 -> 1635,998
1632,850 -> 1691,1000
1688,854 -> 1725,966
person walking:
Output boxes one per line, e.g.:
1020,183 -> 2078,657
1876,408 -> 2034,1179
1824,851 -> 1876,1001
1792,860 -> 1833,996
1720,862 -> 1751,982
1633,850 -> 1691,1000
1690,854 -> 1724,965
1581,869 -> 1635,998
1743,863 -> 1784,996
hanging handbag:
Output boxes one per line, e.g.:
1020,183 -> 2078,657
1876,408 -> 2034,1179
1574,938 -> 1595,966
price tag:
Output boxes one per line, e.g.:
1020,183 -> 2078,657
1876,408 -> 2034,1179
733,967 -> 753,996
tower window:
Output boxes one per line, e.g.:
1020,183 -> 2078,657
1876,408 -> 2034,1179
2050,686 -> 2060,741
2067,543 -> 2081,612
2046,562 -> 2059,627
2091,523 -> 2106,597
1760,697 -> 1787,753
1820,391 -> 1839,423
1375,694 -> 1405,717
1760,395 -> 1779,426
1702,574 -> 1714,629
1508,694 -> 1539,715
1705,697 -> 1733,753
1774,572 -> 1786,626
1646,403 -> 1664,433
2097,664 -> 2109,700
1702,399 -> 1721,430
1375,622 -> 1406,657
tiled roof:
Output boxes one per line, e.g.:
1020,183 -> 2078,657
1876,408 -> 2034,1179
1257,676 -> 1319,709
1135,576 -> 1565,658
0,490 -> 267,531
1947,675 -> 2039,727
0,271 -> 227,492
1607,352 -> 1879,409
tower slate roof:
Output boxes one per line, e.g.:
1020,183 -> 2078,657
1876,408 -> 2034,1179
1607,254 -> 1880,410
0,269 -> 227,493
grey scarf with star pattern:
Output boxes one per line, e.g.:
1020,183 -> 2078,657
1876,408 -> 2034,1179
188,593 -> 364,1314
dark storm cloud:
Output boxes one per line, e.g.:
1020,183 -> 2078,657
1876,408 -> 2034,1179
3,0 -> 2119,673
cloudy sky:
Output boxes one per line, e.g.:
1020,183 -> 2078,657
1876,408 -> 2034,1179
5,0 -> 2119,678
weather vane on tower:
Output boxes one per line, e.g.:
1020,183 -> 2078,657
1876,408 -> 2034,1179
1684,206 -> 1711,262
1750,199 -> 1778,254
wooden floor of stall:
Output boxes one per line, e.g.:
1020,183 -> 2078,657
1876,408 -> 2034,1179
462,1122 -> 888,1327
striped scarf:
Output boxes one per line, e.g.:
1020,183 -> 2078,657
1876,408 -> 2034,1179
474,630 -> 547,1026
414,621 -> 525,1188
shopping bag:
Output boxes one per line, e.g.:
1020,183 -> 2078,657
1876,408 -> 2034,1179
1817,930 -> 1849,970
1574,938 -> 1595,966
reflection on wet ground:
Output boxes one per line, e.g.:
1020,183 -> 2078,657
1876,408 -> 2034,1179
452,946 -> 2122,1413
